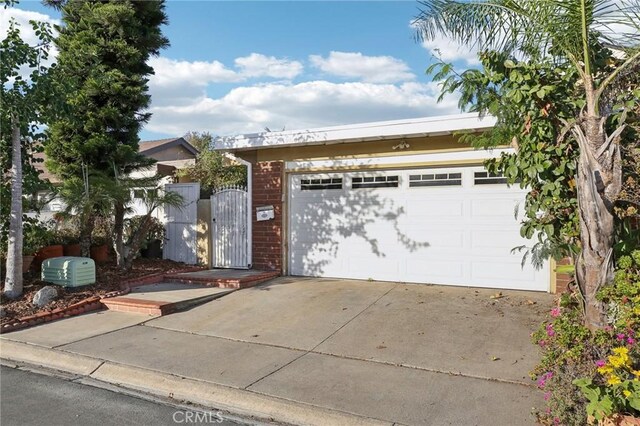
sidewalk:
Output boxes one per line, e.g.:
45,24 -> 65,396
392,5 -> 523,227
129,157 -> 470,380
0,278 -> 552,426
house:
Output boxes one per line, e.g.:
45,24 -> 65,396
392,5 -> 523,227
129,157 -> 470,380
216,112 -> 563,293
32,136 -> 198,220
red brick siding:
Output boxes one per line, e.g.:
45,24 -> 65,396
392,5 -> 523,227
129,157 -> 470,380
252,161 -> 283,271
555,257 -> 573,294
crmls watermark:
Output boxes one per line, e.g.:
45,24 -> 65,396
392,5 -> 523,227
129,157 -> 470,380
172,410 -> 225,424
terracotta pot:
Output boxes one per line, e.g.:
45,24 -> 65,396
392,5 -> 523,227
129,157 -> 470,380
90,244 -> 109,263
22,255 -> 35,273
64,243 -> 81,257
34,244 -> 64,269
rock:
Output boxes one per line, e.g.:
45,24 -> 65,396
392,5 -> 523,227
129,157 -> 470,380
0,305 -> 6,318
32,286 -> 59,307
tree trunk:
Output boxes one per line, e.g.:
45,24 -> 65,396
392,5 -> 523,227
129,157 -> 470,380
79,214 -> 94,258
573,116 -> 621,329
123,214 -> 153,271
4,119 -> 24,299
113,202 -> 125,268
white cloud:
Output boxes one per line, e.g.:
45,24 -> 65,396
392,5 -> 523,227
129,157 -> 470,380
420,35 -> 480,66
145,80 -> 460,136
235,53 -> 303,79
0,7 -> 60,46
409,20 -> 480,66
309,51 -> 415,83
0,7 -> 60,69
148,56 -> 241,87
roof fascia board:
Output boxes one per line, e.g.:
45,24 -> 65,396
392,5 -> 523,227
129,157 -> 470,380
215,113 -> 496,151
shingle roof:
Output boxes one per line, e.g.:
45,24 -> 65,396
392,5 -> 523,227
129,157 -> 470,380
138,137 -> 182,153
33,137 -> 198,183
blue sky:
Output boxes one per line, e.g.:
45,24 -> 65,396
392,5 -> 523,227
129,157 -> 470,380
3,1 -> 479,139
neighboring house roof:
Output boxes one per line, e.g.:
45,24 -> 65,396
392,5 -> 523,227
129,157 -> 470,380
139,137 -> 199,156
33,137 -> 199,184
215,113 -> 497,152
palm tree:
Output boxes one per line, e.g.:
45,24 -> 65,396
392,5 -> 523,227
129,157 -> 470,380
109,172 -> 184,270
119,183 -> 184,271
56,167 -> 114,257
414,0 -> 640,328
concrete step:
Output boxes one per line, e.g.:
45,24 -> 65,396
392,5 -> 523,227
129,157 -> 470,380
101,283 -> 234,316
163,269 -> 280,289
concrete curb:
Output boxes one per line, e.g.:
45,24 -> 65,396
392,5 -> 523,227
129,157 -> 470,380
0,339 -> 103,376
0,340 -> 391,426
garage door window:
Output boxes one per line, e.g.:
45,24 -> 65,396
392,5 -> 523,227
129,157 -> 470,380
474,171 -> 508,185
301,178 -> 343,190
409,172 -> 462,187
352,175 -> 399,189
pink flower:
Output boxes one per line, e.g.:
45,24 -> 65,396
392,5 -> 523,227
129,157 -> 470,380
544,392 -> 551,401
616,333 -> 626,341
596,360 -> 606,368
546,324 -> 555,337
554,418 -> 560,425
550,308 -> 561,317
539,339 -> 547,347
627,337 -> 636,345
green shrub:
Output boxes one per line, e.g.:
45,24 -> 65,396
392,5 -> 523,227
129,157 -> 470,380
532,250 -> 640,425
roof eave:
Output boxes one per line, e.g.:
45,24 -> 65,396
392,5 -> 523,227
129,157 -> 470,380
214,113 -> 496,152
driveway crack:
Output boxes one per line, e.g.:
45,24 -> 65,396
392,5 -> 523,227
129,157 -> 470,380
244,283 -> 398,390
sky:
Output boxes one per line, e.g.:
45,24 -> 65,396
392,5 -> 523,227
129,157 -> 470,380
1,1 -> 480,140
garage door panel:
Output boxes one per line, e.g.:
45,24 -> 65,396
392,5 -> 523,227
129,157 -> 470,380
347,256 -> 401,281
288,167 -> 549,291
290,251 -> 345,277
470,198 -> 522,217
405,230 -> 464,248
404,259 -> 465,281
471,230 -> 525,251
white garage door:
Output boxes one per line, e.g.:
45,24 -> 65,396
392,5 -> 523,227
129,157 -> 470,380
288,166 -> 549,291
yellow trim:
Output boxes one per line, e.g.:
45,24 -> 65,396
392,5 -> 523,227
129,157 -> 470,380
253,135 -> 470,162
285,158 -> 487,174
550,258 -> 557,294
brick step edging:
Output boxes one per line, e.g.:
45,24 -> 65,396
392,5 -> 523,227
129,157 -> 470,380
0,266 -> 207,334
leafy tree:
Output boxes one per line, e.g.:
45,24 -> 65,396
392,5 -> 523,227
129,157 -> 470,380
56,169 -> 114,257
414,0 -> 640,328
184,131 -> 212,152
119,182 -> 183,270
44,0 -> 169,267
179,131 -> 247,192
1,3 -> 55,298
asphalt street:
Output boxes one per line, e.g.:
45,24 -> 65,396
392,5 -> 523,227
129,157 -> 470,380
0,365 -> 248,426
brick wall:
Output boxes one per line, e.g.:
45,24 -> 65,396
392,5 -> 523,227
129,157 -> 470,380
555,257 -> 573,294
252,161 -> 283,271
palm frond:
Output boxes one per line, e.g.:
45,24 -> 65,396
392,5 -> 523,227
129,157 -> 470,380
414,0 -> 637,69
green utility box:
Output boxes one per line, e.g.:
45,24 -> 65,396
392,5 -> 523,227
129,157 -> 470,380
41,256 -> 96,287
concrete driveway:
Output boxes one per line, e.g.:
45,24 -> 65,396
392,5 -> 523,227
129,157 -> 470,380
3,277 -> 553,425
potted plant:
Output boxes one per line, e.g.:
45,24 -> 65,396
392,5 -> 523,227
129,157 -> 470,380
90,235 -> 109,263
60,230 -> 81,256
32,222 -> 63,269
22,221 -> 43,273
90,216 -> 112,263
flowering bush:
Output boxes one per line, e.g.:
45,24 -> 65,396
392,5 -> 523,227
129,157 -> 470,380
532,250 -> 640,425
574,346 -> 640,422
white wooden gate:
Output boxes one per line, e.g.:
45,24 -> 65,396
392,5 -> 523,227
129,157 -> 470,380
163,183 -> 200,265
211,186 -> 249,269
